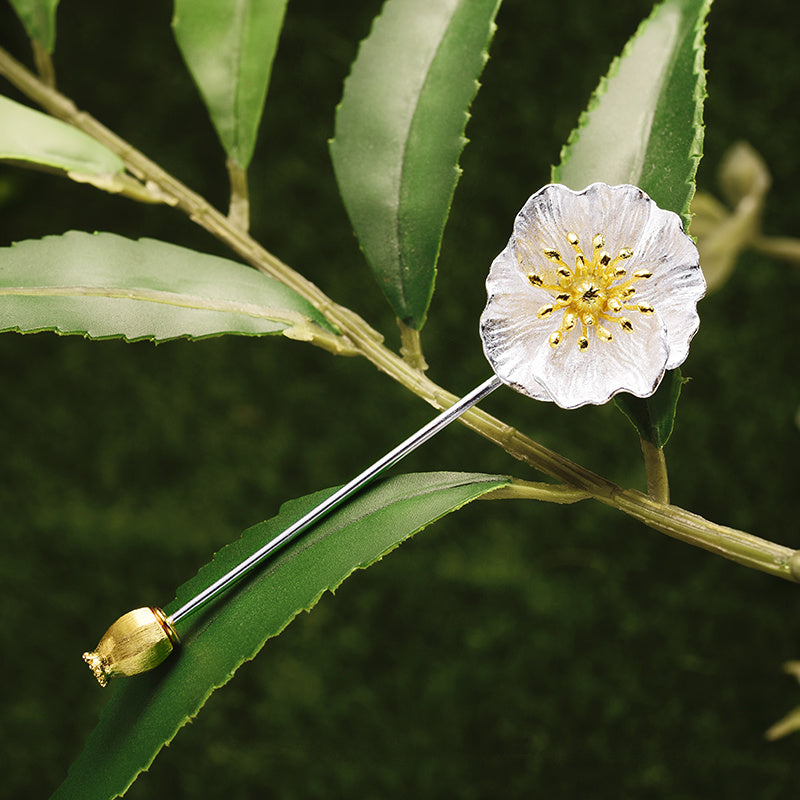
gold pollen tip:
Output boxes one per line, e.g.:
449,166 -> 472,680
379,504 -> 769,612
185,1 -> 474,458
578,336 -> 590,351
537,304 -> 554,318
597,326 -> 613,342
567,232 -> 579,246
633,269 -> 652,279
618,247 -> 633,259
528,273 -> 543,286
592,234 -> 605,250
82,607 -> 179,687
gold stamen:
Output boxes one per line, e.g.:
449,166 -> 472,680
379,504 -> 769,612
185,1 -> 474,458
597,325 -> 613,342
543,249 -> 562,263
537,232 -> 654,353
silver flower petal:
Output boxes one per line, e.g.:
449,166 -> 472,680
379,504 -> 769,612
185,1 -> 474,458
480,183 -> 706,409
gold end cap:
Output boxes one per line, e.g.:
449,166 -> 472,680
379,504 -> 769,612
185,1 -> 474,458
83,607 -> 179,686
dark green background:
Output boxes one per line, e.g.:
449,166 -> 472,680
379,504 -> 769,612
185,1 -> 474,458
1,0 -> 799,797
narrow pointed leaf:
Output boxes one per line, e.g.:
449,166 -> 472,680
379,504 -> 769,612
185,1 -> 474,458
0,231 -> 336,342
330,0 -> 502,329
9,0 -> 60,51
553,0 -> 710,446
172,0 -> 289,168
553,0 -> 710,225
0,95 -> 124,175
51,472 -> 509,800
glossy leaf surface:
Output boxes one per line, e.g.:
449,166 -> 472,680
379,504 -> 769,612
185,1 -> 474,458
553,0 -> 710,444
172,0 -> 289,167
553,0 -> 710,225
52,472 -> 509,800
615,368 -> 687,447
0,95 -> 124,175
330,0 -> 502,329
0,231 -> 334,342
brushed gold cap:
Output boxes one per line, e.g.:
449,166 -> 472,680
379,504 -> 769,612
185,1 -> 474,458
82,607 -> 179,686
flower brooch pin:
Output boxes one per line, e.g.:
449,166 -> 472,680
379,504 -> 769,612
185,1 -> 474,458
83,183 -> 705,685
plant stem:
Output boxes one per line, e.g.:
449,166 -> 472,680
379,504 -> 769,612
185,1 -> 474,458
752,235 -> 800,264
640,439 -> 670,504
612,489 -> 799,582
1,45 -> 798,583
483,480 -> 591,504
226,158 -> 250,232
398,319 -> 429,372
31,39 -> 55,88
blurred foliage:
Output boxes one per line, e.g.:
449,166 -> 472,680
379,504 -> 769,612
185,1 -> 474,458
1,0 -> 799,797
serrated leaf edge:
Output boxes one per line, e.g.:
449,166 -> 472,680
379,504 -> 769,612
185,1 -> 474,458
552,0 -> 711,226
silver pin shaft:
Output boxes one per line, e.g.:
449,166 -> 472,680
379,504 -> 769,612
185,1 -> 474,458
169,375 -> 502,624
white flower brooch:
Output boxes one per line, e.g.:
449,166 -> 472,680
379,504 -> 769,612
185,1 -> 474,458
480,183 -> 706,409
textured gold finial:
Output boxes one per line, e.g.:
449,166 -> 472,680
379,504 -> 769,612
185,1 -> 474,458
82,607 -> 179,686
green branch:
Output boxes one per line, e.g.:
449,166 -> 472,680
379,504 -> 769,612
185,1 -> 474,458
1,45 -> 797,583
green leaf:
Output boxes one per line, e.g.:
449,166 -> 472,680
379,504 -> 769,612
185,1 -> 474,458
555,0 -> 709,446
614,368 -> 687,447
330,0 -> 502,330
8,0 -> 60,51
0,231 -> 337,343
0,95 -> 124,175
172,0 -> 290,168
51,472 -> 509,800
552,0 -> 710,224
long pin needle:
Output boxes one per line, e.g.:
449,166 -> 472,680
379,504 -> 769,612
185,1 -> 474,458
83,375 -> 503,685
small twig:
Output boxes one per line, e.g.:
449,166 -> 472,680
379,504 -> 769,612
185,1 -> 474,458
752,235 -> 800,264
483,480 -> 591,504
226,158 -> 250,232
31,40 -> 55,88
640,438 -> 670,504
398,319 -> 429,372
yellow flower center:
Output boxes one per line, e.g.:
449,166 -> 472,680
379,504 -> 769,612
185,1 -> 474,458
527,232 -> 654,351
